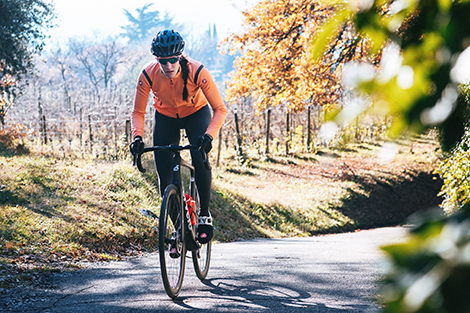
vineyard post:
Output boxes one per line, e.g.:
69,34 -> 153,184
0,105 -> 4,129
313,105 -> 318,140
307,106 -> 311,151
114,105 -> 117,153
37,89 -> 42,118
286,112 -> 290,155
79,108 -> 83,148
234,112 -> 244,163
355,115 -> 359,142
265,109 -> 271,157
216,125 -> 222,167
88,114 -> 93,154
317,107 -> 324,147
38,90 -> 44,145
125,120 -> 131,144
58,120 -> 63,144
72,97 -> 76,115
67,96 -> 72,112
42,115 -> 47,145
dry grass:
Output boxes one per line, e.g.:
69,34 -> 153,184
0,154 -> 162,287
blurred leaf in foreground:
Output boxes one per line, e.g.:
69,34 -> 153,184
311,1 -> 470,312
312,0 -> 470,144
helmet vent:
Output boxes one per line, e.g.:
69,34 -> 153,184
151,29 -> 185,57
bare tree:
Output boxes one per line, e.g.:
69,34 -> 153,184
69,37 -> 125,102
48,46 -> 77,110
96,40 -> 125,89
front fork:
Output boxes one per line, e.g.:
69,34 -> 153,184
171,153 -> 200,249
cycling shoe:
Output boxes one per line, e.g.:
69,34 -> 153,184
197,213 -> 213,244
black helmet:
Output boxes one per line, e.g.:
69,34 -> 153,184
151,29 -> 185,57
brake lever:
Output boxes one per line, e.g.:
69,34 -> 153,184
136,152 -> 146,173
200,148 -> 211,170
132,152 -> 146,173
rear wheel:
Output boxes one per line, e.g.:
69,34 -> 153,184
192,241 -> 211,280
191,186 -> 211,280
159,184 -> 185,299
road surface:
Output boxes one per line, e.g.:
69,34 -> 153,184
0,226 -> 409,312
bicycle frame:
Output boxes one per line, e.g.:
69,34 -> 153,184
134,144 -> 204,249
170,152 -> 199,248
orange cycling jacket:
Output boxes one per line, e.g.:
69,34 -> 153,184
131,57 -> 227,140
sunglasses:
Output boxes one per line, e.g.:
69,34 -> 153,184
157,57 -> 180,65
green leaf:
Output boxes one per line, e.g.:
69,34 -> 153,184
311,5 -> 352,61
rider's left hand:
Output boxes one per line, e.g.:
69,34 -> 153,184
129,136 -> 145,155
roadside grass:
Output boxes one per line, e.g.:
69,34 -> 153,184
0,154 -> 162,287
212,134 -> 443,239
0,133 -> 443,288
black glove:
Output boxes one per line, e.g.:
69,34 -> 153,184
129,136 -> 144,155
197,134 -> 213,153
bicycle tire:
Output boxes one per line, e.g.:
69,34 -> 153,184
159,184 -> 185,299
192,241 -> 211,280
191,186 -> 211,280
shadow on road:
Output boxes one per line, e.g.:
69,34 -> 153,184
1,261 -> 380,312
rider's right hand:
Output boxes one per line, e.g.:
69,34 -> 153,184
129,136 -> 144,155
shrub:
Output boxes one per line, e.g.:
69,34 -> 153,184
436,127 -> 470,213
381,203 -> 470,313
0,124 -> 29,155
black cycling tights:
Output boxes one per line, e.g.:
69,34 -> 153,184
153,105 -> 212,212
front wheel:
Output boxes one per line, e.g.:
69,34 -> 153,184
159,184 -> 185,299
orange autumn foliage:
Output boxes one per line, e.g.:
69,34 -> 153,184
222,0 -> 368,113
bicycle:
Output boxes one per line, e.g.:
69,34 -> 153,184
133,144 -> 212,299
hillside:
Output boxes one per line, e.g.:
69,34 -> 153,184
0,133 -> 443,288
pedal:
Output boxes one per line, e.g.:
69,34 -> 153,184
169,245 -> 181,259
169,232 -> 181,259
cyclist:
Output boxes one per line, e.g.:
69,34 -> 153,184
129,29 -> 227,244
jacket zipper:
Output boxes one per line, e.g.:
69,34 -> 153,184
169,78 -> 179,118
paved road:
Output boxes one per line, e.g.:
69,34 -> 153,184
1,226 -> 409,312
